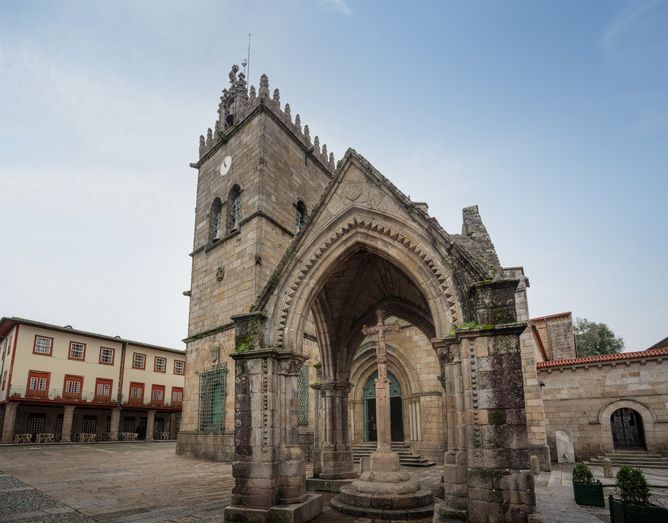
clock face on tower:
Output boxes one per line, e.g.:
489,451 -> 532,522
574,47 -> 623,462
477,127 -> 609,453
220,155 -> 232,176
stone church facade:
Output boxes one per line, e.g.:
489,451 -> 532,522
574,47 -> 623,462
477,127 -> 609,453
176,66 -> 547,521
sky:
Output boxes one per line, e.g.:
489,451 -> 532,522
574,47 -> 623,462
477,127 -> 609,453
0,0 -> 666,351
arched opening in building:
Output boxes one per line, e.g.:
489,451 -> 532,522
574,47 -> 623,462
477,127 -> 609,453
611,408 -> 646,450
363,371 -> 404,442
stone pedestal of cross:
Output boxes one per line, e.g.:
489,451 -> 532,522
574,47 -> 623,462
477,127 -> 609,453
362,309 -> 399,454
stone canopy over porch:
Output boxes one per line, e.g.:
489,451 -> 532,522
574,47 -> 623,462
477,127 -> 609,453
222,149 -> 542,522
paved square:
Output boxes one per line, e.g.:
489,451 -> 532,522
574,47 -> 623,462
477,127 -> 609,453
0,442 -> 667,522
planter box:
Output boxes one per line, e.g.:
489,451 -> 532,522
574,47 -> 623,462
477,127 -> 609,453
573,481 -> 605,507
609,496 -> 668,522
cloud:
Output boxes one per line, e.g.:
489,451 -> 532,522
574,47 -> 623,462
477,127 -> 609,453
601,0 -> 661,48
318,0 -> 353,17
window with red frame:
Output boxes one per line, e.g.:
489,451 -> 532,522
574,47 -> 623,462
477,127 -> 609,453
154,356 -> 167,373
132,353 -> 146,369
63,375 -> 83,400
129,382 -> 144,403
99,347 -> 115,365
151,384 -> 165,405
171,387 -> 183,405
27,371 -> 50,398
33,335 -> 53,356
174,360 -> 185,375
68,341 -> 86,360
94,378 -> 112,400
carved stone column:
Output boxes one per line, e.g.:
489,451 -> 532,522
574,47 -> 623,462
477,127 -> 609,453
434,342 -> 468,520
224,312 -> 322,523
434,279 -> 539,523
319,381 -> 356,480
310,381 -> 322,478
276,352 -> 308,504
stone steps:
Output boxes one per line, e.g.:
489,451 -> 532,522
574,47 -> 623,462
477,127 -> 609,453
352,442 -> 436,468
588,451 -> 668,470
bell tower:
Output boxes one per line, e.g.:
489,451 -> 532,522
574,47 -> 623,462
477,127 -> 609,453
176,66 -> 335,461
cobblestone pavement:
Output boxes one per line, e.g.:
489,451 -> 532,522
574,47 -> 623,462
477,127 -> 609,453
0,443 -> 667,522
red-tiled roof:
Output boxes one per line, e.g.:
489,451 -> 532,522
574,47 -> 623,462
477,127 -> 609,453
537,347 -> 668,369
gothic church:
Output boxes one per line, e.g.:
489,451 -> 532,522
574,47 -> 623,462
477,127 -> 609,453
176,65 -> 546,522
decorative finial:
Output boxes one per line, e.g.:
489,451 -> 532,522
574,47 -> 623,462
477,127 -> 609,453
303,124 -> 311,143
295,114 -> 301,132
329,152 -> 335,165
199,135 -> 205,156
314,136 -> 320,154
322,143 -> 328,157
249,85 -> 256,100
273,88 -> 280,104
259,74 -> 269,99
206,128 -> 213,146
284,103 -> 291,122
229,64 -> 239,85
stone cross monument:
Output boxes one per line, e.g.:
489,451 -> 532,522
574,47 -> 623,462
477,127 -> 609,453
332,310 -> 434,519
362,309 -> 399,454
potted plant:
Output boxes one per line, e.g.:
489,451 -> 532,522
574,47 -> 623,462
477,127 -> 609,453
609,465 -> 668,522
572,463 -> 605,507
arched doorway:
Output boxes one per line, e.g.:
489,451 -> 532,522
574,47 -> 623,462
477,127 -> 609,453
363,371 -> 404,442
611,408 -> 646,450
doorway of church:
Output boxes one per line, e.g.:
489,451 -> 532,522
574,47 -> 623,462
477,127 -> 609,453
363,371 -> 404,442
611,408 -> 646,450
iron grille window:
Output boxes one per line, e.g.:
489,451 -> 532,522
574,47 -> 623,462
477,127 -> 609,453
81,416 -> 96,433
27,415 -> 45,433
298,364 -> 309,426
123,417 -> 135,432
198,364 -> 227,433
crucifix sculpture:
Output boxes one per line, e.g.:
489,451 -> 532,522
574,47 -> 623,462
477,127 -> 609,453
362,309 -> 399,452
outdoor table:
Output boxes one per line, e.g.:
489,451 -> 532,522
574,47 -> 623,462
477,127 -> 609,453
36,433 -> 55,443
15,434 -> 32,444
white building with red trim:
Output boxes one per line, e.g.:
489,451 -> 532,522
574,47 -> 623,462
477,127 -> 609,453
0,317 -> 185,443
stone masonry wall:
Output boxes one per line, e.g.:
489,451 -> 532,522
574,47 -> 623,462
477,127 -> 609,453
504,267 -> 551,469
180,100 -> 333,460
540,358 -> 668,460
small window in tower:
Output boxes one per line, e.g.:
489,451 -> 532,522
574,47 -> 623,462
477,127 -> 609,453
295,200 -> 307,234
227,185 -> 241,232
210,198 -> 223,242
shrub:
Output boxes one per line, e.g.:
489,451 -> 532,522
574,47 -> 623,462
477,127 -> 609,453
572,463 -> 595,484
616,465 -> 650,504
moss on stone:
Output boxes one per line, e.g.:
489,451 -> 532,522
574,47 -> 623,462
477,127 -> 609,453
489,409 -> 506,425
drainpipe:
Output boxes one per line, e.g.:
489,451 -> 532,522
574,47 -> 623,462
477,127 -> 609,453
117,342 -> 127,404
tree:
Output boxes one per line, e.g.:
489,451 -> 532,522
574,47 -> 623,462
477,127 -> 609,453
574,317 -> 624,357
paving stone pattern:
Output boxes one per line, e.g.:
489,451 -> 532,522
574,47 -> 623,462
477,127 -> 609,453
0,443 -> 667,522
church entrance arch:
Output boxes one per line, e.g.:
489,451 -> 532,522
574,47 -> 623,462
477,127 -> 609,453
363,371 -> 403,442
611,408 -> 646,450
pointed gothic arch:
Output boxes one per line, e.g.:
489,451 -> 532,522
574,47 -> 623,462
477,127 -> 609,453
261,209 -> 472,360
